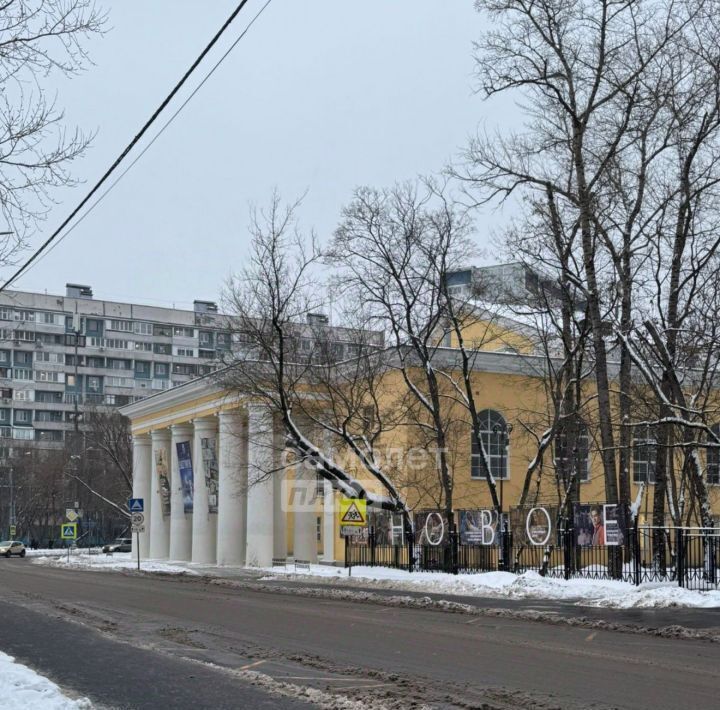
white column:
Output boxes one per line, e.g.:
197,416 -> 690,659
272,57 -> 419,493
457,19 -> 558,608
293,465 -> 318,563
246,404 -> 275,567
149,429 -> 171,559
131,434 -> 152,559
273,418 -> 287,561
169,423 -> 193,561
191,416 -> 218,565
322,479 -> 335,562
217,410 -> 247,566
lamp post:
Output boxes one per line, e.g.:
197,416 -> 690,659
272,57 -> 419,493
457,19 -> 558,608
493,422 -> 513,569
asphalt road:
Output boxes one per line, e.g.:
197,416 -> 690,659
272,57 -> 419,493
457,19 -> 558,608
1,560 -> 719,709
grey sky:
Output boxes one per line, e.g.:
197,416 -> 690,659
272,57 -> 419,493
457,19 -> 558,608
6,0 -> 507,310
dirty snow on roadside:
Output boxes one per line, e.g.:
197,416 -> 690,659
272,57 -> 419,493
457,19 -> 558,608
260,564 -> 720,609
31,551 -> 197,576
0,651 -> 91,709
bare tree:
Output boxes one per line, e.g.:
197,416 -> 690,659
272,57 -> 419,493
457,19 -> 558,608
221,193 -> 411,533
0,0 -> 106,255
457,0 -> 720,531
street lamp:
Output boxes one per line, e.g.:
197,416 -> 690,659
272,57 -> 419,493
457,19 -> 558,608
492,422 -> 513,515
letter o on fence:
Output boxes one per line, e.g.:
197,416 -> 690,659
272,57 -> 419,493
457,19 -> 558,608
526,506 -> 552,546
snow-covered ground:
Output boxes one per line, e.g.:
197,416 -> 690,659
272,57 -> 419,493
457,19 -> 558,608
30,550 -> 198,575
260,564 -> 720,609
0,651 -> 91,709
26,547 -> 720,609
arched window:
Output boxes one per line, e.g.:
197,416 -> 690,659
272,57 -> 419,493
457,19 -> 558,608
554,417 -> 590,482
633,425 -> 657,484
472,409 -> 508,480
707,423 -> 720,485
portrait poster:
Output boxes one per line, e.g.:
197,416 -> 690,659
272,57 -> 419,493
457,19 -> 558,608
414,511 -> 449,546
201,437 -> 219,514
155,447 -> 171,516
459,509 -> 497,545
176,441 -> 194,513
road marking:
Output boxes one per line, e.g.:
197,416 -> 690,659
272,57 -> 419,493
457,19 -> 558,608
239,660 -> 266,670
585,632 -> 597,641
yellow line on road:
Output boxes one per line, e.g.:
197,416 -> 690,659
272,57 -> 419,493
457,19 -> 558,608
239,660 -> 267,670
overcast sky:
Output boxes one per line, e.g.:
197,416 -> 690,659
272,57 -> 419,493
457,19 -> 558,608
5,0 -> 511,310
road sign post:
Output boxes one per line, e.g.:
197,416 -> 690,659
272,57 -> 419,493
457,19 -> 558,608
61,522 -> 77,562
129,499 -> 144,571
9,524 -> 16,538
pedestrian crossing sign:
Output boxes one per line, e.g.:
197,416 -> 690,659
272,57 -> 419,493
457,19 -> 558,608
61,523 -> 77,540
339,498 -> 367,526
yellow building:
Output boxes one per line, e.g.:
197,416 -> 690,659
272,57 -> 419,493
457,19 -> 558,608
120,343 -> 720,567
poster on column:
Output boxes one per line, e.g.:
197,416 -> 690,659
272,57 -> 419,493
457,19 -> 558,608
176,441 -> 194,513
155,447 -> 171,516
200,437 -> 219,514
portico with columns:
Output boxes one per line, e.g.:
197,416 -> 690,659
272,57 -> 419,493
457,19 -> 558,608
122,378 -> 337,567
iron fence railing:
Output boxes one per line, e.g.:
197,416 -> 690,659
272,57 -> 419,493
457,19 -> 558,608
345,524 -> 719,590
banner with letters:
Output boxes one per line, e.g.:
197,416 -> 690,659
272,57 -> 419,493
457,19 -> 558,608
510,506 -> 558,546
200,437 -> 219,514
459,509 -> 498,545
176,441 -> 194,514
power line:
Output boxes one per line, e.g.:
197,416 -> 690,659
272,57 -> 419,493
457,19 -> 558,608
0,0 -> 260,294
27,0 -> 273,275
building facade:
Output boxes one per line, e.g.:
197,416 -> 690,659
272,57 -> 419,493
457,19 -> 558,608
0,284 -> 236,448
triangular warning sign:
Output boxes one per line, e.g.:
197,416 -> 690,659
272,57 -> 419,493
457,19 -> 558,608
341,502 -> 365,524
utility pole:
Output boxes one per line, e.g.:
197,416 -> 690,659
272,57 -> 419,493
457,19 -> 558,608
8,466 -> 14,531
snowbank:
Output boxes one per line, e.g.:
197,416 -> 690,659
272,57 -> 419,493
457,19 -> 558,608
31,551 -> 198,576
261,564 -> 720,609
0,651 -> 91,709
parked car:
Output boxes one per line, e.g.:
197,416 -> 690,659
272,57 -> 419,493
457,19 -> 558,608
102,538 -> 132,553
0,541 -> 26,558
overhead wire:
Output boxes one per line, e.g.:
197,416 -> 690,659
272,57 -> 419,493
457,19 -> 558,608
0,0 -> 271,293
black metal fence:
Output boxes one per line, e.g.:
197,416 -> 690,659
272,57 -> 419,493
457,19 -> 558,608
345,525 -> 719,590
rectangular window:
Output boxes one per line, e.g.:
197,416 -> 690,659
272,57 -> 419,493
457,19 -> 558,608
154,363 -> 169,377
35,410 -> 62,422
14,409 -> 31,424
13,389 -> 32,401
87,376 -> 102,392
173,326 -> 195,338
153,324 -> 172,337
633,428 -> 657,484
13,427 -> 34,440
106,376 -> 133,388
13,351 -> 32,365
109,358 -> 132,370
36,430 -> 63,442
172,363 -> 197,376
175,347 -> 195,357
34,391 -> 59,404
152,379 -> 170,391
35,370 -> 63,383
216,332 -> 230,349
199,331 -> 213,346
134,361 -> 151,378
105,338 -> 129,350
153,343 -> 171,355
14,310 -> 35,322
109,319 -> 133,332
133,322 -> 153,335
13,368 -> 33,381
12,330 -> 35,342
87,356 -> 105,368
0,308 -> 12,320
134,341 -> 152,352
35,352 -> 64,364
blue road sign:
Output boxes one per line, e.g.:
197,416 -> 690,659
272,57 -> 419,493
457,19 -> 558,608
128,498 -> 144,513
